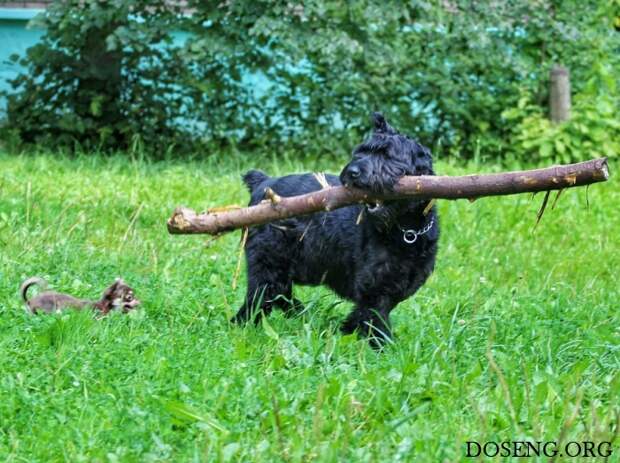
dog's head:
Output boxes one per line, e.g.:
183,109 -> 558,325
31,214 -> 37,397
340,112 -> 434,193
99,278 -> 140,313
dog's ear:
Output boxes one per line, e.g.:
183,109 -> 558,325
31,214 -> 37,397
371,112 -> 397,135
101,279 -> 120,301
372,112 -> 387,132
416,142 -> 432,159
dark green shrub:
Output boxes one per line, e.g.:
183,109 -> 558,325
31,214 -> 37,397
233,0 -> 619,160
502,64 -> 620,163
3,0 -> 189,153
2,0 -> 618,160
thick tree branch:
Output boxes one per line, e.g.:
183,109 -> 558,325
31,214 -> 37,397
167,158 -> 609,236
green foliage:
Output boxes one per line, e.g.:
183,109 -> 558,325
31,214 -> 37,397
0,152 -> 618,460
503,65 -> 620,163
2,0 -> 619,159
2,0 -> 189,152
181,0 -> 620,158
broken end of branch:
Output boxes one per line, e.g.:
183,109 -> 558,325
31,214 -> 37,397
599,157 -> 610,180
167,207 -> 197,234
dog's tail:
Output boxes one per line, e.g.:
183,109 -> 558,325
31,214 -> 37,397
20,277 -> 47,307
242,170 -> 269,193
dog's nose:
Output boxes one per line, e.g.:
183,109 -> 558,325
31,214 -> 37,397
347,165 -> 361,179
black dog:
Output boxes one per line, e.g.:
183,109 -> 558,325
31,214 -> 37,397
233,113 -> 439,347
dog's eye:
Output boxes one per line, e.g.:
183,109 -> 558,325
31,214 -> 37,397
125,294 -> 133,301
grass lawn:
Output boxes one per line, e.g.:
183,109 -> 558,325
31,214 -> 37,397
0,151 -> 618,462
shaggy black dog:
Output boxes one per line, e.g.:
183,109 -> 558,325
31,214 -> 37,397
233,113 -> 439,347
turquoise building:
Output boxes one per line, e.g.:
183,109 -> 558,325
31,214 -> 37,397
0,8 -> 45,112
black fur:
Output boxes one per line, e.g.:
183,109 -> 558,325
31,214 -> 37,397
242,170 -> 270,192
232,113 -> 439,348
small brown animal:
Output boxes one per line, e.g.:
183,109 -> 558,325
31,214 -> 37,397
20,277 -> 140,314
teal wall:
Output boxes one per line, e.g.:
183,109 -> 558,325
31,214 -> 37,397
0,9 -> 44,114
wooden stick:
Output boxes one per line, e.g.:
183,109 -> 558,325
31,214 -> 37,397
167,158 -> 609,236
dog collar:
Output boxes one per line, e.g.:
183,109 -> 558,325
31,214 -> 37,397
397,218 -> 434,244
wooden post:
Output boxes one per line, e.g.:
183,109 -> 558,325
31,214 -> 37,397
550,65 -> 571,123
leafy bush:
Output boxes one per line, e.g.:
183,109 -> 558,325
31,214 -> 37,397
2,0 -> 189,153
2,0 -> 619,160
502,64 -> 620,163
503,85 -> 620,163
246,0 -> 619,160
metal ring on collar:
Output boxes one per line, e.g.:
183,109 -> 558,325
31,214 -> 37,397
403,230 -> 418,244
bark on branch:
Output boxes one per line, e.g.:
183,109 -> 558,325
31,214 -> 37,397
167,158 -> 609,236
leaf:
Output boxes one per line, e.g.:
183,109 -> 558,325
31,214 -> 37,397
388,402 -> 431,431
105,34 -> 118,52
539,142 -> 553,158
222,443 -> 241,462
90,96 -> 103,117
262,317 -> 279,341
501,108 -> 522,120
159,399 -> 227,433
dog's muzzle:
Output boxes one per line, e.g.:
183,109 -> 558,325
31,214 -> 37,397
340,163 -> 363,188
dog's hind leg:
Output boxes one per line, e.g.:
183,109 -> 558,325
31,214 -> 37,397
231,237 -> 295,324
232,286 -> 271,325
274,290 -> 305,318
233,284 -> 303,324
340,301 -> 394,349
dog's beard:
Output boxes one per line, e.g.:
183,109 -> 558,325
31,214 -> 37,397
365,201 -> 401,232
366,198 -> 428,233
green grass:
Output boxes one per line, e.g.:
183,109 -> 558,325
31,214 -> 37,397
0,151 -> 618,462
